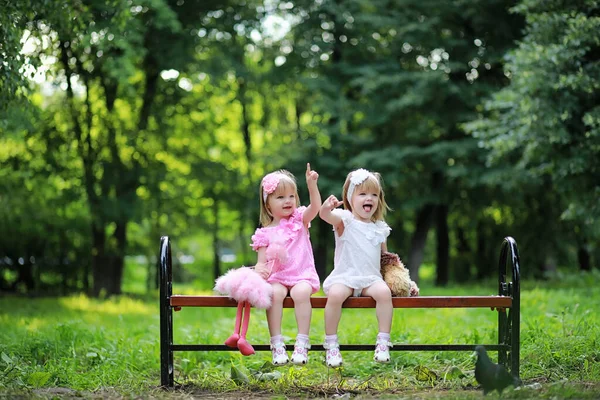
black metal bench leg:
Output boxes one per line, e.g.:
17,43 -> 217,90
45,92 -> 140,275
511,280 -> 521,379
497,239 -> 509,367
501,236 -> 521,379
160,236 -> 174,387
498,309 -> 508,366
498,236 -> 521,378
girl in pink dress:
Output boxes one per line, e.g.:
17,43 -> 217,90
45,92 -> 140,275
252,164 -> 321,365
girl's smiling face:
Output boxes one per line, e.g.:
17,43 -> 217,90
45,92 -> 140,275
350,182 -> 380,222
266,183 -> 297,224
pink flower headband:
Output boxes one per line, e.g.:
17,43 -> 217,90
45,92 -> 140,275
262,173 -> 284,202
347,168 -> 377,200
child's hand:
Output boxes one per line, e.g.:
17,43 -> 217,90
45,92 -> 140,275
304,163 -> 322,225
306,163 -> 319,183
323,194 -> 343,211
319,194 -> 344,227
254,262 -> 271,280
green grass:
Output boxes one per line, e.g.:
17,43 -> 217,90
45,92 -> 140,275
1,269 -> 599,399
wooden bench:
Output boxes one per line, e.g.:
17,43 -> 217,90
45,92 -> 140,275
159,236 -> 521,387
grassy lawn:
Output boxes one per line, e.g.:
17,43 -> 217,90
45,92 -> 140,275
1,268 -> 599,399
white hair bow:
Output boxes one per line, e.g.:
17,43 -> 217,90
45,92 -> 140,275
347,168 -> 374,201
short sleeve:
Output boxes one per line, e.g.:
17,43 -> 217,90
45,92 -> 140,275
250,228 -> 269,251
375,220 -> 392,239
331,209 -> 354,226
291,206 -> 307,223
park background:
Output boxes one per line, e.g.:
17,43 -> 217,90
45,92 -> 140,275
1,0 -> 599,398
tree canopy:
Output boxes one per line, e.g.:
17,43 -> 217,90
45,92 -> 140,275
1,0 -> 598,295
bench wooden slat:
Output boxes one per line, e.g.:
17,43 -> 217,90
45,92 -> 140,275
170,295 -> 511,309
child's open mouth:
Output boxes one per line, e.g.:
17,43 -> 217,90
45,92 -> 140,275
363,204 -> 373,212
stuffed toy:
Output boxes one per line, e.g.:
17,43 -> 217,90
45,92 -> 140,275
214,267 -> 271,356
380,251 -> 420,297
213,239 -> 287,356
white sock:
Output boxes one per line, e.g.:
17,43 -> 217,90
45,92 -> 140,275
296,333 -> 309,346
270,334 -> 284,345
325,334 -> 338,345
377,332 -> 390,342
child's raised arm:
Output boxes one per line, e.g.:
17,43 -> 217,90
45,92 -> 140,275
319,194 -> 343,227
303,163 -> 321,226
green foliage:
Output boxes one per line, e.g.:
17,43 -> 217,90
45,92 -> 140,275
230,363 -> 250,386
2,0 -> 598,298
465,1 -> 600,241
1,0 -> 277,294
0,1 -> 62,110
279,0 -> 532,278
1,274 -> 600,398
0,98 -> 92,292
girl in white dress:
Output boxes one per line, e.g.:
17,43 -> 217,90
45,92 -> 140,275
319,168 -> 393,367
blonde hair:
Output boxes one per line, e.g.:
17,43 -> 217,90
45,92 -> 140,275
259,170 -> 300,227
342,169 -> 389,222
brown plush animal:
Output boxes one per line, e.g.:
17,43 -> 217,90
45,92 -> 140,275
380,251 -> 420,297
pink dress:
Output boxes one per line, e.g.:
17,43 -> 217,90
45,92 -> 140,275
250,206 -> 320,293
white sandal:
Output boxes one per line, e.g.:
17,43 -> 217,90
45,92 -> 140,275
290,341 -> 311,365
270,341 -> 289,365
324,342 -> 343,368
373,339 -> 392,363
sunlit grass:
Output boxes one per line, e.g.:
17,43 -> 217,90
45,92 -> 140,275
1,270 -> 600,398
57,294 -> 155,316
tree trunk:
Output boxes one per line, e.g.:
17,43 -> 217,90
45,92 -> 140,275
15,260 -> 35,292
60,241 -> 69,295
92,221 -> 126,296
237,77 -> 255,266
578,245 -> 591,271
92,255 -> 123,296
91,255 -> 108,297
454,226 -> 472,282
407,204 -> 436,283
475,221 -> 491,279
435,204 -> 449,286
0,267 -> 9,291
82,260 -> 90,292
61,38 -> 116,296
90,227 -> 105,297
112,221 -> 127,294
62,273 -> 70,295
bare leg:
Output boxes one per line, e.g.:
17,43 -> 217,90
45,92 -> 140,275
266,282 -> 289,337
290,282 -> 313,335
362,281 -> 393,333
324,284 -> 353,335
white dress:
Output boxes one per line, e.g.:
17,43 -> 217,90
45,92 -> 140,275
322,209 -> 391,294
